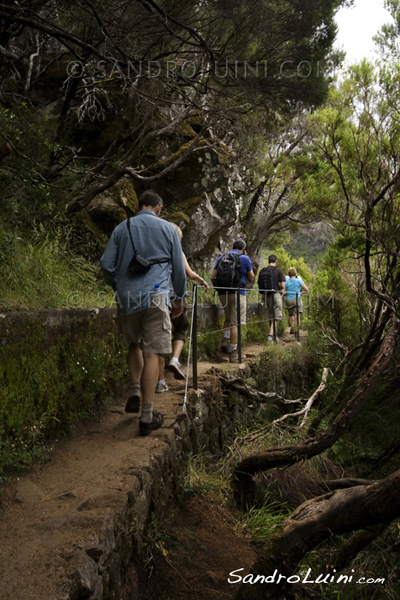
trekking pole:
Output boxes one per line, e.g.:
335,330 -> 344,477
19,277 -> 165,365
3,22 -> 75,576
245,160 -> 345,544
272,291 -> 276,341
296,293 -> 300,342
182,284 -> 197,415
192,284 -> 198,390
236,288 -> 242,363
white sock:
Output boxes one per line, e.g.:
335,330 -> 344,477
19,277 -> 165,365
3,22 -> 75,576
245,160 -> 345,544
230,344 -> 238,352
224,331 -> 230,339
141,402 -> 153,423
158,379 -> 165,385
170,357 -> 179,363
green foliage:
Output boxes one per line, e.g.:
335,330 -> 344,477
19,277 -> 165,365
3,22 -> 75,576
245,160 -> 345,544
255,341 -> 322,398
0,223 -> 113,311
327,372 -> 400,477
0,105 -> 67,225
240,502 -> 290,545
196,322 -> 224,361
183,454 -> 229,500
310,242 -> 361,346
244,316 -> 271,345
261,246 -> 312,283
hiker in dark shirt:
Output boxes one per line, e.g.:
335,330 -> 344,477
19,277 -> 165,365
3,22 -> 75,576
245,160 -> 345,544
258,254 -> 285,342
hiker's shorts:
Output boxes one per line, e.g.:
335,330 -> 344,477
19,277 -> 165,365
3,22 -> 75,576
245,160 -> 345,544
262,292 -> 283,321
220,292 -> 247,326
285,296 -> 303,316
117,295 -> 172,355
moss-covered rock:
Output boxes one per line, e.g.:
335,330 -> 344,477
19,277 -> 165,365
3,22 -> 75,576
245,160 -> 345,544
83,177 -> 139,238
79,116 -> 245,263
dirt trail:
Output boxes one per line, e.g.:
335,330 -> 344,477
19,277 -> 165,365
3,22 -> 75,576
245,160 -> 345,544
0,337 -> 296,600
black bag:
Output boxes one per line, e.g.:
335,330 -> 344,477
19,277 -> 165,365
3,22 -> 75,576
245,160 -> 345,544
214,252 -> 242,294
258,266 -> 278,293
127,218 -> 168,275
129,252 -> 152,275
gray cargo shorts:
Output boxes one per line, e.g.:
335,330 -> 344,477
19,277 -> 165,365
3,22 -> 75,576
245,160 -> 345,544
117,295 -> 172,355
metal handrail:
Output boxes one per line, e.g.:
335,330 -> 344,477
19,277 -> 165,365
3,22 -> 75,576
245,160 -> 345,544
181,286 -> 310,413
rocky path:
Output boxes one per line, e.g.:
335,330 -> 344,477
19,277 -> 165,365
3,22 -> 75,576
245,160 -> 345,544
0,335 -> 298,600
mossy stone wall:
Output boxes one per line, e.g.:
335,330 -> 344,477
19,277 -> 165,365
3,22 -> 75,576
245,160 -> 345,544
0,309 -> 126,479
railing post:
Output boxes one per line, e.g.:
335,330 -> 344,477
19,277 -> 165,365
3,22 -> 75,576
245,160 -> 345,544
236,288 -> 242,363
272,291 -> 276,341
192,284 -> 198,390
296,292 -> 300,342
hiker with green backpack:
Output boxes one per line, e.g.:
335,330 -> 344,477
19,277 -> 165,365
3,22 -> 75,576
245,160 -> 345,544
257,254 -> 286,342
211,240 -> 255,363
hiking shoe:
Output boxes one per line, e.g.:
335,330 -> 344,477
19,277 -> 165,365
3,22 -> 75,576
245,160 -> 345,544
167,359 -> 185,380
221,338 -> 230,354
229,349 -> 239,363
125,394 -> 140,413
156,381 -> 168,393
139,412 -> 164,436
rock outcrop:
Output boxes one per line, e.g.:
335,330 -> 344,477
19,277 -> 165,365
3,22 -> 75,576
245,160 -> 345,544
81,124 -> 247,265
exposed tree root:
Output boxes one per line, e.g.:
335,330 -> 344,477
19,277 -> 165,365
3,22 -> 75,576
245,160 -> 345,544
234,469 -> 400,600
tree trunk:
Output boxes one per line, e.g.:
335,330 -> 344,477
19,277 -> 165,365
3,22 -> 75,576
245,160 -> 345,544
234,469 -> 400,600
232,318 -> 400,504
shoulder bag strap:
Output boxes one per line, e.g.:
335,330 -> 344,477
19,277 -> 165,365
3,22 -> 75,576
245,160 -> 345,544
127,216 -> 170,265
127,218 -> 137,256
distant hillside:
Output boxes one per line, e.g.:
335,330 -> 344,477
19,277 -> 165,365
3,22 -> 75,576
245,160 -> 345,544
284,222 -> 334,271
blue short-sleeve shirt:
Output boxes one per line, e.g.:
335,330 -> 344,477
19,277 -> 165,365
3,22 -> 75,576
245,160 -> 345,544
285,277 -> 304,300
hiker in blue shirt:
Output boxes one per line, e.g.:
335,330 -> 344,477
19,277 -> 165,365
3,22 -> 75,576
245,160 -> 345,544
285,267 -> 309,334
101,190 -> 186,436
211,239 -> 255,363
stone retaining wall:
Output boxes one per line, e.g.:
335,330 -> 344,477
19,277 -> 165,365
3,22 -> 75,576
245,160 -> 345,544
0,302 -> 262,347
64,376 -> 259,600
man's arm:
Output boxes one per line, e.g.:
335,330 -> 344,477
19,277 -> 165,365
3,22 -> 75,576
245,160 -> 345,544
244,255 -> 255,284
170,228 -> 186,300
183,253 -> 209,291
247,269 -> 255,284
277,268 -> 286,291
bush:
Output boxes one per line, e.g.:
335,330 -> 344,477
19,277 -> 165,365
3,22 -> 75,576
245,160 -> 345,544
0,223 -> 113,311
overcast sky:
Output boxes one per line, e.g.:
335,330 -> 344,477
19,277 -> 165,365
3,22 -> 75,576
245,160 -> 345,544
334,0 -> 393,64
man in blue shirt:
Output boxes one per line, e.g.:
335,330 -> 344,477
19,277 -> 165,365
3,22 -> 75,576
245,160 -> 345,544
211,240 -> 255,363
101,190 -> 186,436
